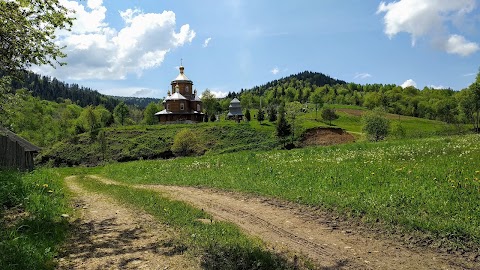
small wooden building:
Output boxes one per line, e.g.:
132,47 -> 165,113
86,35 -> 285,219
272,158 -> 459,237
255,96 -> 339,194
227,98 -> 244,121
0,127 -> 41,171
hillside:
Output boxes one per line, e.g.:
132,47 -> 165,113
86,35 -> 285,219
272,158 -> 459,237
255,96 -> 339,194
243,70 -> 347,96
5,71 -> 161,110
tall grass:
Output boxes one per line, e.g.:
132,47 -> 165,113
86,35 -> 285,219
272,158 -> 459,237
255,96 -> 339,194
101,134 -> 480,250
0,169 -> 71,270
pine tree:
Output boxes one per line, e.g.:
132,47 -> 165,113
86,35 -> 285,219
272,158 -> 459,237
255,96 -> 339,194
245,109 -> 251,121
276,104 -> 291,147
257,108 -> 265,124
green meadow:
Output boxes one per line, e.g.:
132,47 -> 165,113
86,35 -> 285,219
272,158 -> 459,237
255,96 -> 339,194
99,134 -> 480,251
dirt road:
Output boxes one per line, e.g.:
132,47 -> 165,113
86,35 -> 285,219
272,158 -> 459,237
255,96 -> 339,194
140,184 -> 476,270
59,176 -> 199,270
62,175 -> 477,269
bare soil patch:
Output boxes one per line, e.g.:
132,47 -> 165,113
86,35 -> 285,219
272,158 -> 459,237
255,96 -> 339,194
139,184 -> 477,270
59,176 -> 199,270
300,127 -> 355,147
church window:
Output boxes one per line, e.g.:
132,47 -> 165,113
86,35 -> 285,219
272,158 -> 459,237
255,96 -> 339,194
166,104 -> 170,110
180,103 -> 185,110
197,104 -> 201,112
186,86 -> 189,93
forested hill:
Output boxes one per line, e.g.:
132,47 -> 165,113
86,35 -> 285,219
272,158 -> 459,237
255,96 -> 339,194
112,96 -> 162,109
5,71 -> 160,110
240,71 -> 347,96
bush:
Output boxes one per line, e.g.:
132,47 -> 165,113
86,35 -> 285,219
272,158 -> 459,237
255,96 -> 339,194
321,107 -> 339,125
171,128 -> 200,156
390,121 -> 406,139
362,110 -> 390,141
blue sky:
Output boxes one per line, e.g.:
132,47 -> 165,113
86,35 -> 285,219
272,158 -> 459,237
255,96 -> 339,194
33,0 -> 480,98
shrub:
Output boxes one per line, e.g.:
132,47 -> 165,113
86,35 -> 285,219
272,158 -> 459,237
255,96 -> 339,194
321,107 -> 339,125
362,110 -> 390,141
171,128 -> 200,156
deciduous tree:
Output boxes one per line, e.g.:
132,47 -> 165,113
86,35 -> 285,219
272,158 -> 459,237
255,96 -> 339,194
321,107 -> 339,125
113,102 -> 129,125
362,109 -> 390,141
0,0 -> 73,73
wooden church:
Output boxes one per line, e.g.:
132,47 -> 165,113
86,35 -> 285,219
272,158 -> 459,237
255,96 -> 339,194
155,65 -> 204,123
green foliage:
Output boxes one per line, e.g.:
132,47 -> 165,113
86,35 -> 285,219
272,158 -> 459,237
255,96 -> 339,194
257,108 -> 265,123
0,0 -> 73,73
390,121 -> 406,139
79,106 -> 97,133
362,110 -> 390,141
101,135 -> 480,252
210,114 -> 216,122
201,89 -> 219,115
245,109 -> 251,121
321,107 -> 339,125
267,106 -> 277,122
276,104 -> 291,146
309,89 -> 324,120
113,102 -> 129,125
97,130 -> 107,161
143,102 -> 159,125
0,169 -> 70,270
204,114 -> 209,122
39,122 -> 278,167
171,128 -> 201,157
285,101 -> 303,140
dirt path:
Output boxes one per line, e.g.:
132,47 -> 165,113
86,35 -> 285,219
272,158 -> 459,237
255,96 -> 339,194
59,176 -> 199,270
136,184 -> 476,270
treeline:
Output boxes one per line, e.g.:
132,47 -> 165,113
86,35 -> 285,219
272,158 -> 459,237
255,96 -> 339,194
4,71 -> 160,110
0,87 -> 165,147
232,70 -> 479,127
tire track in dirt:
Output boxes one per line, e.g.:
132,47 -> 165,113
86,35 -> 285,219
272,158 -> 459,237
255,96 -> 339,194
136,184 -> 476,270
59,176 -> 199,270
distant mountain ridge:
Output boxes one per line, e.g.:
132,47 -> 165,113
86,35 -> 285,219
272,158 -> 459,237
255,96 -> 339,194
5,71 -> 161,110
243,71 -> 347,96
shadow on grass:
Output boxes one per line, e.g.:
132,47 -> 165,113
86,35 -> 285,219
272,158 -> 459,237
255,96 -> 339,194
201,243 -> 296,270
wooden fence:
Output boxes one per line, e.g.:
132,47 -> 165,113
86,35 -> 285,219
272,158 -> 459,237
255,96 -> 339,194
0,135 -> 35,171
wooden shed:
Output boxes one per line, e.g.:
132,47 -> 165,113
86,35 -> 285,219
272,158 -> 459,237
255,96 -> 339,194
0,127 -> 41,171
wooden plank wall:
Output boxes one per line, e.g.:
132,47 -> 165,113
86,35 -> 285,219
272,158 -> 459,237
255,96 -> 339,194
0,135 -> 33,171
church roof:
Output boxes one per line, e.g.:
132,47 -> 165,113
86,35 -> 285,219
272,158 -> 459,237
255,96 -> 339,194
171,65 -> 192,83
230,98 -> 240,104
165,92 -> 187,101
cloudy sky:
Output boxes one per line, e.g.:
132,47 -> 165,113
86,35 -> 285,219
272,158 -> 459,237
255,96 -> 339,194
32,0 -> 480,98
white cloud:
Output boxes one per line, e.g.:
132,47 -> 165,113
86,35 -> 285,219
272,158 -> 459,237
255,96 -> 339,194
271,67 -> 279,75
401,79 -> 417,88
211,91 -> 228,98
32,1 -> 196,80
354,72 -> 372,79
97,86 -> 161,97
203,37 -> 212,48
377,0 -> 479,56
444,35 -> 479,57
430,85 -> 446,89
463,72 -> 476,77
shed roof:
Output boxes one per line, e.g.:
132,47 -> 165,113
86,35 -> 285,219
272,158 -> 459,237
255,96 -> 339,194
0,127 -> 41,152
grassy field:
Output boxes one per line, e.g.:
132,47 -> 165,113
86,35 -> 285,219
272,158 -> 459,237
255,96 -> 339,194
0,169 -> 71,270
38,104 -> 465,167
99,134 -> 480,251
